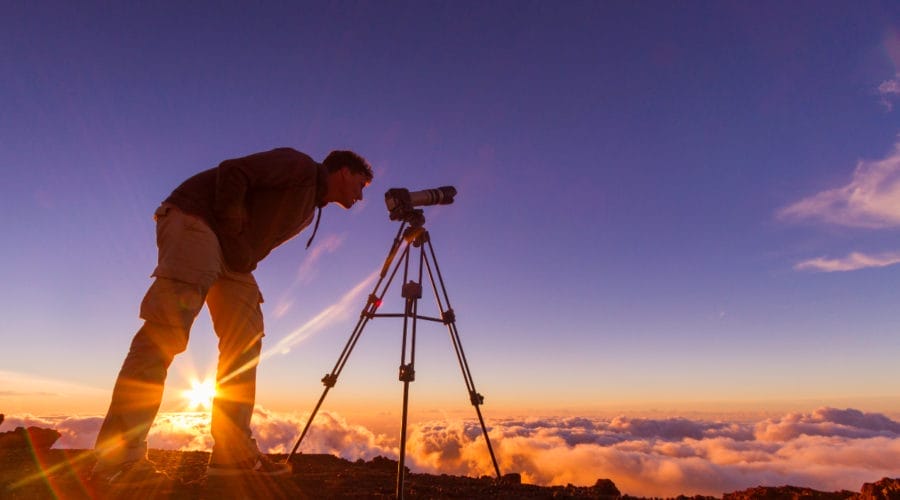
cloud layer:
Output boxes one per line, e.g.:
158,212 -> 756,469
405,408 -> 900,497
3,407 -> 898,497
0,408 -> 395,460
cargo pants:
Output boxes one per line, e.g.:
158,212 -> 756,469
94,203 -> 265,470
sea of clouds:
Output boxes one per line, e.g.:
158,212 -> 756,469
4,407 -> 899,497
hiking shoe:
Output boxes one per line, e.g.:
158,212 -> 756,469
90,458 -> 174,489
207,454 -> 292,478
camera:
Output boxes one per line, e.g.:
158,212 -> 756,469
384,186 -> 457,222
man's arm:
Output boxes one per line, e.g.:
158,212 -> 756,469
212,148 -> 319,272
214,157 -> 251,236
213,148 -> 318,234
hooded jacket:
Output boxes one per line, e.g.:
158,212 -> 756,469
164,147 -> 327,273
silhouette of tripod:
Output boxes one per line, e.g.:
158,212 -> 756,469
285,210 -> 501,499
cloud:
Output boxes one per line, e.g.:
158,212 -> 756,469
778,139 -> 900,271
1,407 -> 395,461
778,140 -> 900,229
0,390 -> 57,397
0,371 -> 107,397
264,269 -> 378,357
879,76 -> 900,111
293,234 -> 345,285
5,407 -> 899,498
272,234 -> 346,318
794,251 -> 900,272
403,408 -> 900,497
1,415 -> 103,449
0,371 -> 109,414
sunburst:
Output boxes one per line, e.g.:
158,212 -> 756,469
182,378 -> 217,410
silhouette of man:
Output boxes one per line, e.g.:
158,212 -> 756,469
92,148 -> 373,487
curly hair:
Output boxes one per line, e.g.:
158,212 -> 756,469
323,150 -> 373,181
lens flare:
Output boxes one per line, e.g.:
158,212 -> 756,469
182,378 -> 216,410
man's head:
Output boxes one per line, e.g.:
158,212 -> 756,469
322,150 -> 373,209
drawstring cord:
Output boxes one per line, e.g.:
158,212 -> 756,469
306,207 -> 322,249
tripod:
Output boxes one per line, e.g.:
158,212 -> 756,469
285,210 -> 501,499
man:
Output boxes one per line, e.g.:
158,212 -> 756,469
91,148 -> 373,487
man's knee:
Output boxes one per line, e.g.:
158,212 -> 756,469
140,277 -> 205,331
130,320 -> 190,363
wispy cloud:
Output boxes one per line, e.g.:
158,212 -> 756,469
273,234 -> 346,319
778,140 -> 900,229
0,390 -> 58,397
0,371 -> 105,395
794,251 -> 900,272
264,270 -> 378,358
879,76 -> 900,111
778,139 -> 900,271
0,371 -> 108,414
6,407 -> 898,498
295,234 -> 346,284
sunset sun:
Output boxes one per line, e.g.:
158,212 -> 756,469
182,378 -> 216,410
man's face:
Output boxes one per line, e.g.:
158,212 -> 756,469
333,167 -> 370,209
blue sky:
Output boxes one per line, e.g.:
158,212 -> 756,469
3,1 -> 900,424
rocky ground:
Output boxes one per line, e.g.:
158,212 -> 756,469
2,447 -> 900,500
1,448 -> 624,499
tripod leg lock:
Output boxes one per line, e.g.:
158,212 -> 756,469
441,308 -> 456,324
363,294 -> 382,317
469,391 -> 484,406
399,364 -> 415,382
321,374 -> 338,387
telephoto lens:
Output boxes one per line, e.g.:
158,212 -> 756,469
407,186 -> 457,207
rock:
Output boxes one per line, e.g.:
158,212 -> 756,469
500,472 -> 521,485
592,478 -> 621,497
859,477 -> 900,500
0,426 -> 61,450
369,455 -> 399,471
724,485 -> 854,499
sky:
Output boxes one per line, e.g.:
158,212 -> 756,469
3,1 -> 900,496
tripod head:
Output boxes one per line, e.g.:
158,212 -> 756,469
401,208 -> 426,229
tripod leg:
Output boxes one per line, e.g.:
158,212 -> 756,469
396,375 -> 412,499
423,237 -> 503,479
285,227 -> 412,464
396,245 -> 422,499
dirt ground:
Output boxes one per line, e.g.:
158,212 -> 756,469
0,448 -> 622,499
5,447 -> 896,499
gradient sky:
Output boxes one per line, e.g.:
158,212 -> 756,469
4,1 -> 900,430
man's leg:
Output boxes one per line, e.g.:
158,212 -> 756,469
94,277 -> 204,470
206,275 -> 265,465
94,204 -> 221,476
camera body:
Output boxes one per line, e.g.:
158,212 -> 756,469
384,186 -> 457,223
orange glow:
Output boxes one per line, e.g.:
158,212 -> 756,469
182,378 -> 216,410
